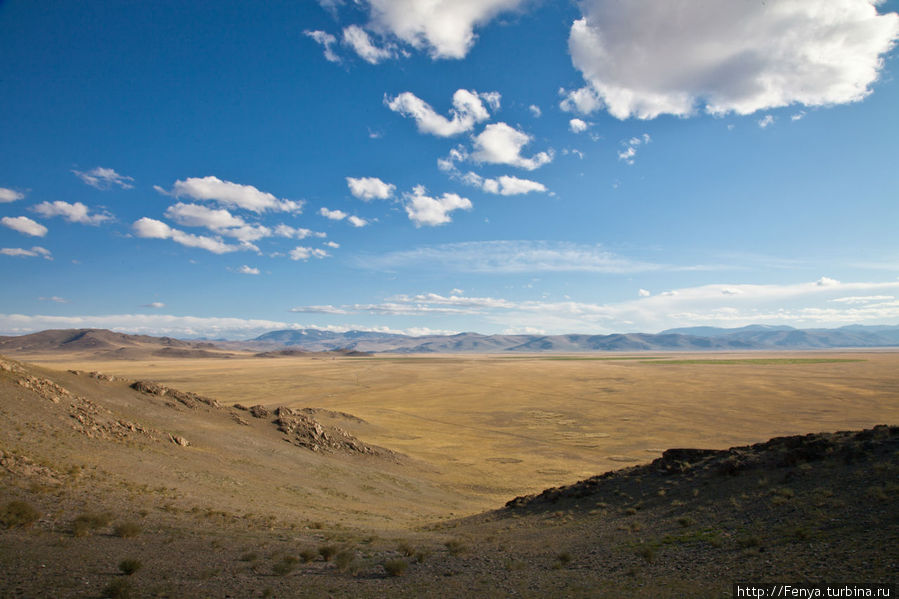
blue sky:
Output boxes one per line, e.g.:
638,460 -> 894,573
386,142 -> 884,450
1,0 -> 898,338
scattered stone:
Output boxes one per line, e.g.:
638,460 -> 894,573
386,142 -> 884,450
231,414 -> 249,426
249,405 -> 269,418
275,409 -> 384,455
168,433 -> 190,447
130,381 -> 221,409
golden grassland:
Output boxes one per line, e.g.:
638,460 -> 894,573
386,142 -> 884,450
29,350 -> 899,510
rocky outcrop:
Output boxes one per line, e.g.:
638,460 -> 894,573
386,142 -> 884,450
130,381 -> 221,409
274,407 -> 384,455
67,370 -> 119,382
248,405 -> 269,418
0,449 -> 61,484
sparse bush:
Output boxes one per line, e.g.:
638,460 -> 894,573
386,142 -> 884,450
113,522 -> 142,538
677,517 -> 695,528
383,558 -> 408,577
0,501 -> 40,529
335,549 -> 357,573
272,556 -> 298,576
239,552 -> 259,562
72,512 -> 112,537
556,551 -> 573,566
397,541 -> 415,556
737,535 -> 762,549
636,543 -> 656,563
102,578 -> 132,598
414,549 -> 431,563
318,545 -> 338,561
118,559 -> 142,575
299,549 -> 318,563
261,588 -> 274,599
444,540 -> 465,556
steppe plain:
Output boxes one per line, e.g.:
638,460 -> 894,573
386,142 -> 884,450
30,350 -> 899,510
2,347 -> 897,597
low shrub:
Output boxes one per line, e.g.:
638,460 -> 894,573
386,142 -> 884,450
383,558 -> 408,577
118,559 -> 142,575
113,522 -> 142,538
0,501 -> 40,529
72,512 -> 112,537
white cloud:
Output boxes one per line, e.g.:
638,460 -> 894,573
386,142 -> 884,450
164,203 -> 271,242
143,302 -> 165,309
2,216 -> 47,237
403,185 -> 472,227
529,104 -> 542,118
274,224 -> 326,239
238,265 -> 260,275
358,240 -> 660,273
791,111 -> 807,122
758,114 -> 775,129
1,246 -> 51,259
325,241 -> 340,248
38,296 -> 68,303
568,0 -> 899,119
346,176 -> 395,200
0,187 -> 24,203
132,217 -> 241,254
157,176 -> 302,213
289,246 -> 329,261
559,86 -> 603,114
165,202 -> 245,230
342,24 -> 394,64
347,215 -> 369,227
618,134 -> 650,165
319,207 -> 348,221
830,295 -> 894,304
471,123 -> 553,170
289,305 -> 350,315
638,289 -> 651,297
569,118 -> 591,133
363,0 -> 528,59
305,29 -> 340,62
386,89 -> 497,137
437,146 -> 469,172
461,172 -> 547,196
33,201 -> 112,225
72,167 -> 134,190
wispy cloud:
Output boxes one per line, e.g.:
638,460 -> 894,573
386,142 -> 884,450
618,134 -> 650,165
356,240 -> 660,274
0,246 -> 52,259
155,176 -> 302,213
72,167 -> 134,190
305,29 -> 340,63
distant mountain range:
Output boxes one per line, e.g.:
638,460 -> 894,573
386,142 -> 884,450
1,325 -> 898,356
254,324 -> 899,353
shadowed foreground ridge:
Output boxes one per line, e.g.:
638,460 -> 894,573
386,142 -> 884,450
506,425 -> 898,510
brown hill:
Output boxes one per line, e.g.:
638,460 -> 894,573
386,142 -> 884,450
0,354 -> 895,597
0,328 -> 232,359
